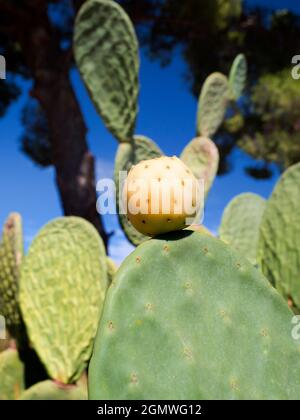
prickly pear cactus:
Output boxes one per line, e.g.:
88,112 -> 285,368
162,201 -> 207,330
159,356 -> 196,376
229,54 -> 247,100
106,257 -> 117,286
258,163 -> 300,310
0,348 -> 24,400
19,217 -> 108,384
89,231 -> 300,400
74,0 -> 139,143
219,193 -> 266,265
180,137 -> 219,197
20,380 -> 87,400
115,135 -> 163,245
0,213 -> 23,339
197,72 -> 230,137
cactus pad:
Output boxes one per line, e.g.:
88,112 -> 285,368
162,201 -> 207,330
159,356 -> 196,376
19,217 -> 108,384
115,135 -> 163,245
106,257 -> 117,286
229,54 -> 247,100
89,231 -> 300,400
258,163 -> 300,309
20,380 -> 87,400
197,72 -> 229,137
0,213 -> 23,338
0,349 -> 24,400
180,137 -> 219,197
74,0 -> 139,142
219,193 -> 266,265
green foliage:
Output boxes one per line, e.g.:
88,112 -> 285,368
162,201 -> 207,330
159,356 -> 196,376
219,193 -> 266,265
20,380 -> 87,400
114,135 -> 163,246
89,231 -> 300,400
239,69 -> 300,171
229,54 -> 247,99
0,349 -> 24,400
180,137 -> 219,197
0,213 -> 23,339
19,217 -> 108,384
258,163 -> 300,310
74,0 -> 139,142
197,72 -> 230,137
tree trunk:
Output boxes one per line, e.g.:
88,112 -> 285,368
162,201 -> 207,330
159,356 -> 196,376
35,71 -> 108,249
14,4 -> 109,248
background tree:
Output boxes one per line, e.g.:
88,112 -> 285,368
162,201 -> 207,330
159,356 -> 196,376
0,0 -> 108,246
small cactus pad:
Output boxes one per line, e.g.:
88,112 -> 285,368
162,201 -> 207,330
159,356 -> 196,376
89,231 -> 300,400
197,72 -> 230,137
258,163 -> 300,309
229,54 -> 247,100
124,156 -> 201,236
20,380 -> 87,400
180,137 -> 219,197
0,349 -> 24,400
74,0 -> 139,142
19,217 -> 108,384
0,213 -> 23,338
219,193 -> 266,265
115,135 -> 163,245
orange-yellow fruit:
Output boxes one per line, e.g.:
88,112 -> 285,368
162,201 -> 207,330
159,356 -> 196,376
123,156 -> 202,236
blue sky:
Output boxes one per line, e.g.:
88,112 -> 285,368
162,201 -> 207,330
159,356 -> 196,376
0,0 -> 298,264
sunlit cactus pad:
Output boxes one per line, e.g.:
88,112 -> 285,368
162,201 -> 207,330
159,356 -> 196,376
19,217 -> 108,384
74,0 -> 139,142
180,137 -> 219,197
197,72 -> 229,137
258,163 -> 300,309
0,213 -> 23,338
89,231 -> 300,400
219,193 -> 266,264
229,54 -> 247,100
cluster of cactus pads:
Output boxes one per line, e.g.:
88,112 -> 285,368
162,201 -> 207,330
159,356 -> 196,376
0,216 -> 110,399
1,0 -> 300,401
74,0 -> 247,246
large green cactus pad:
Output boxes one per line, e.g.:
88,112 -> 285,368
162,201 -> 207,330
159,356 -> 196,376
115,135 -> 163,246
219,193 -> 266,265
0,213 -> 23,338
180,137 -> 219,197
258,163 -> 300,309
89,231 -> 300,400
0,349 -> 24,400
229,54 -> 247,100
19,217 -> 108,384
20,380 -> 87,400
74,0 -> 139,142
197,72 -> 229,137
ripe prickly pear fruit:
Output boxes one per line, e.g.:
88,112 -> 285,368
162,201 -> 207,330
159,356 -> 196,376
123,156 -> 202,236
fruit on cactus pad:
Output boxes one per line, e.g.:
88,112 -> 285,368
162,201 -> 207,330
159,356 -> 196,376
123,156 -> 202,236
